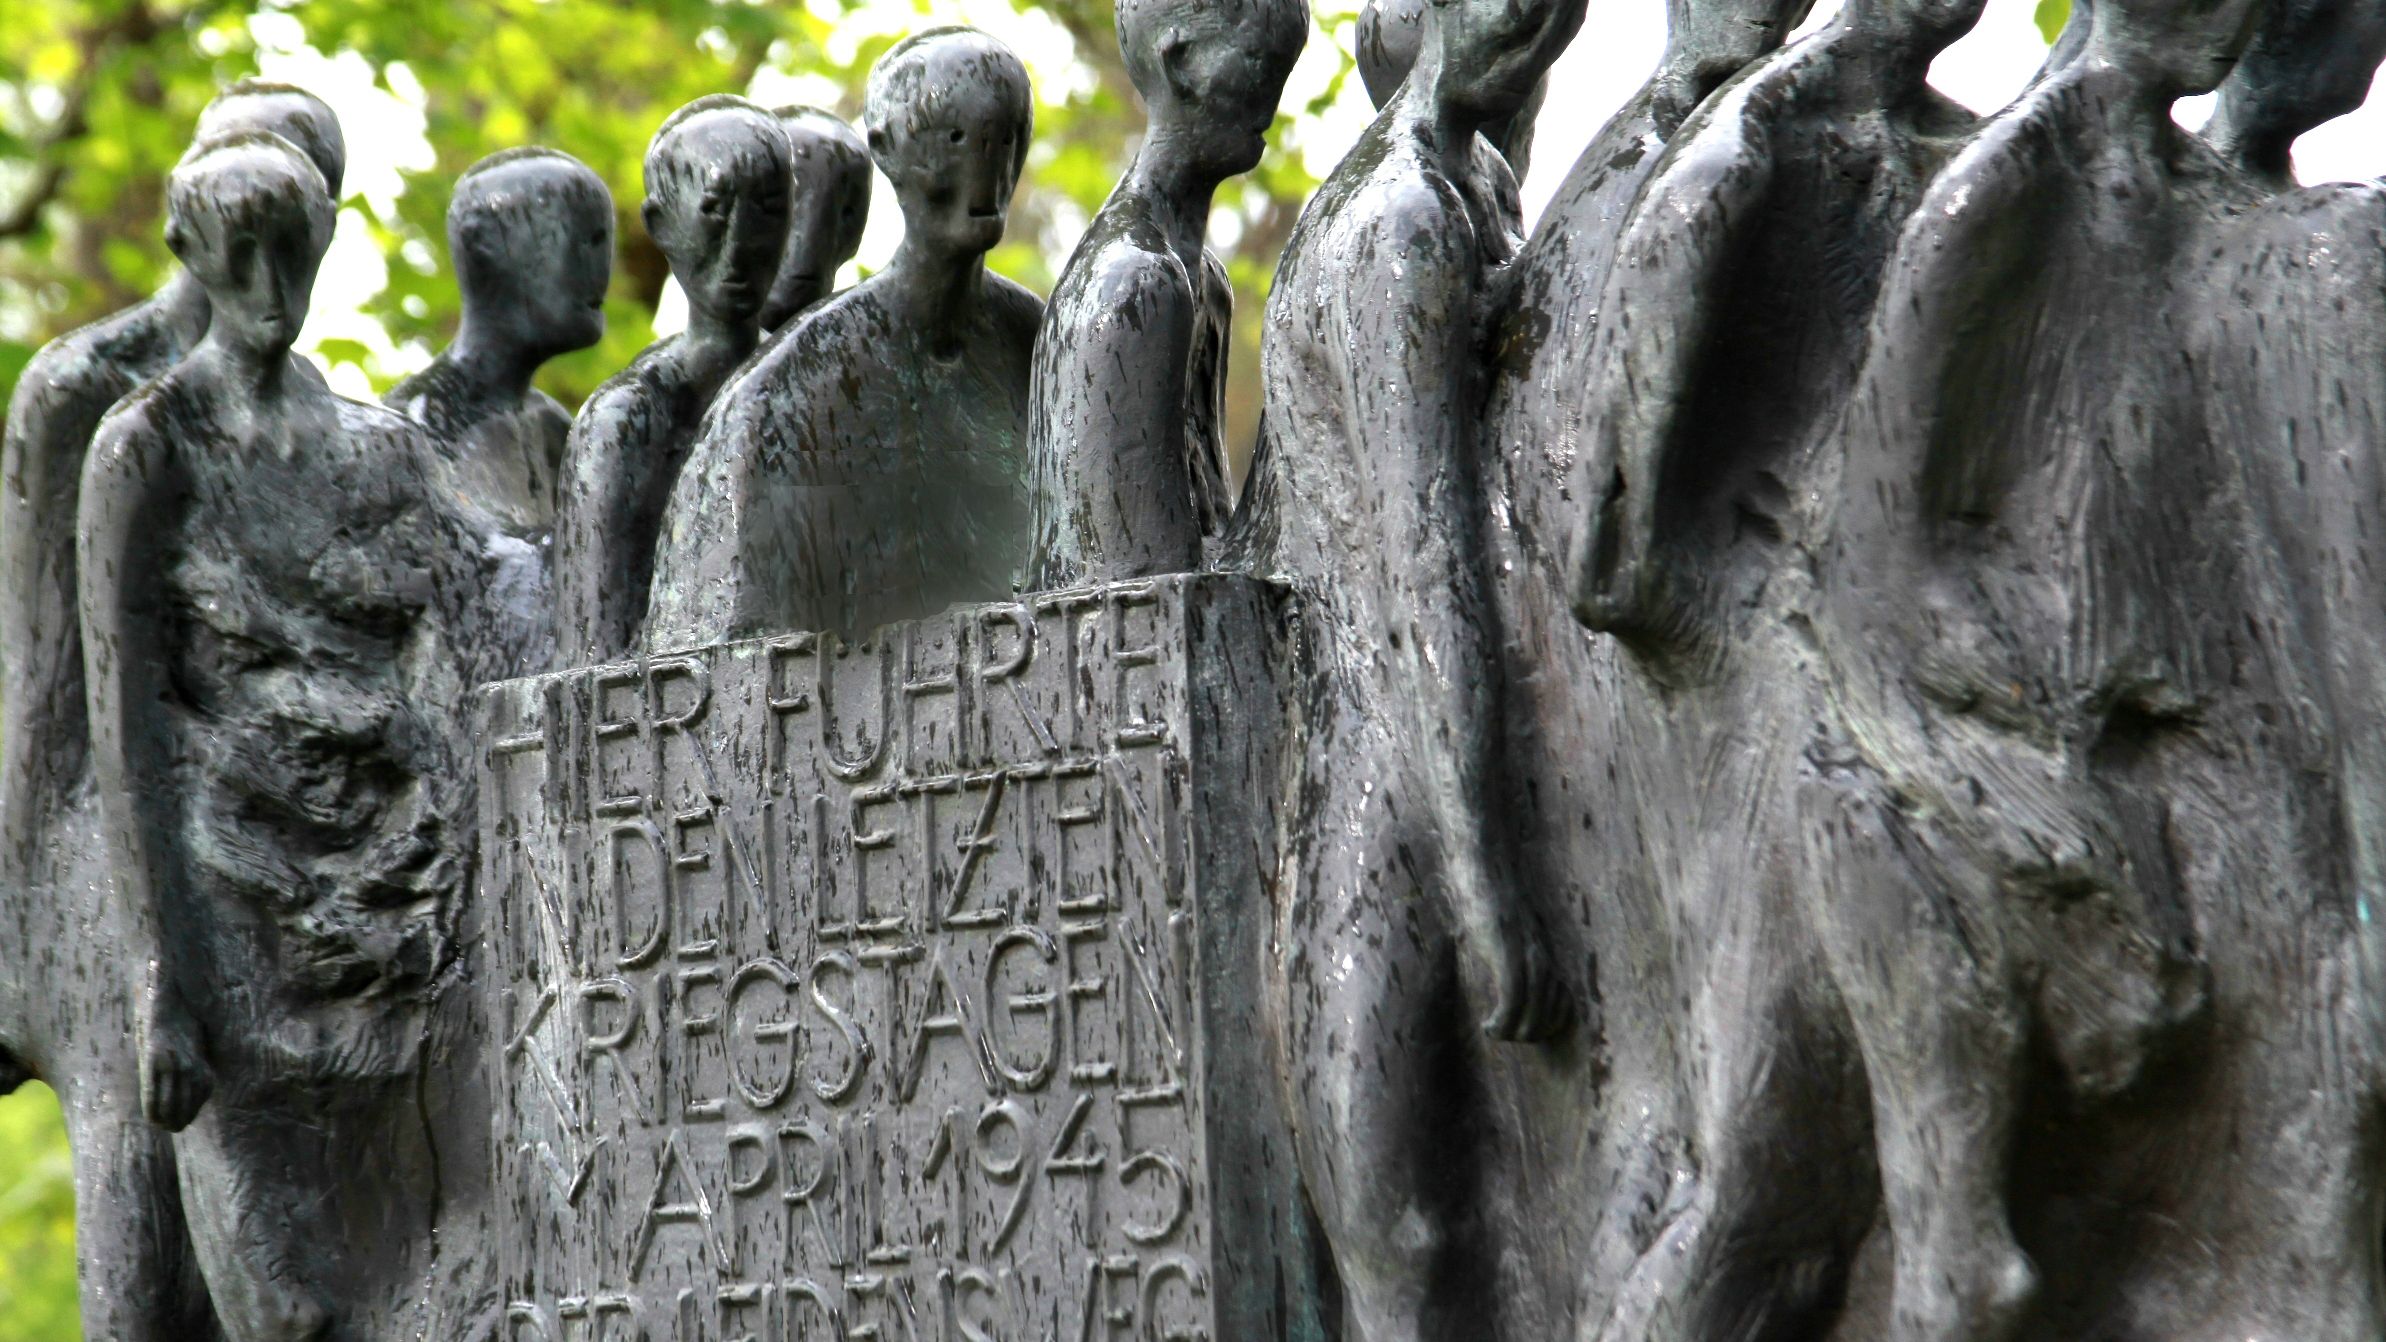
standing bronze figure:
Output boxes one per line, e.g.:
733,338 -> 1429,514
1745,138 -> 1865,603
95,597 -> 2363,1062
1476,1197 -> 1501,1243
1226,0 -> 1582,1332
1024,0 -> 1306,586
550,96 -> 792,662
0,83 -> 344,1342
78,130 -> 489,1342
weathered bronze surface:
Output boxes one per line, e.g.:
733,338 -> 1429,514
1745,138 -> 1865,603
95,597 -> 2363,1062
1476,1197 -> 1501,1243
1023,0 -> 1305,588
12,2 -> 2386,1338
553,96 -> 794,665
481,576 -> 1323,1341
646,29 -> 1045,647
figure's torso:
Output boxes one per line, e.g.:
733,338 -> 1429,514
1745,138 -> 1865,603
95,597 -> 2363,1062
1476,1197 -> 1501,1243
703,273 -> 1045,637
389,358 -> 572,542
133,371 -> 469,1066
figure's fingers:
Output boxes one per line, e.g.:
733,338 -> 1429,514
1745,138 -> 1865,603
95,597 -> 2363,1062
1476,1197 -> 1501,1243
1482,954 -> 1524,1040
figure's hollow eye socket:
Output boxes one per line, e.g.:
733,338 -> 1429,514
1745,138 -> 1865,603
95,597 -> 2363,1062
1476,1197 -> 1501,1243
949,128 -> 967,144
228,236 -> 258,283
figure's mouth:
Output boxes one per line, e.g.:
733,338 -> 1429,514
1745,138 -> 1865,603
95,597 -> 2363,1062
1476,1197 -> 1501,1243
968,205 -> 1000,219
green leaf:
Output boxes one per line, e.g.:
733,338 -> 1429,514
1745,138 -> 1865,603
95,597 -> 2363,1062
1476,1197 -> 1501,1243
2033,0 -> 2072,45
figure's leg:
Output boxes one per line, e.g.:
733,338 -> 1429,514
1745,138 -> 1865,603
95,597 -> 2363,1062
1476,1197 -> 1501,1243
1587,916 -> 1871,1342
172,1101 -> 334,1342
1280,749 -> 1492,1342
1799,778 -> 2035,1342
54,1075 -> 221,1342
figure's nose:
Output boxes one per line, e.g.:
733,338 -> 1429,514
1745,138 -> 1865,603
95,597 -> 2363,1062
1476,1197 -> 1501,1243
964,152 -> 1004,219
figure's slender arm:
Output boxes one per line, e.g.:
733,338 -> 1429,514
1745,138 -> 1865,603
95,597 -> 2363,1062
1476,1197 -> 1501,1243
1852,92 -> 2068,523
1,365 -> 105,880
551,407 -> 618,661
1354,184 -> 1563,1040
77,405 -> 211,1129
1030,251 -> 1199,582
1571,108 -> 1776,641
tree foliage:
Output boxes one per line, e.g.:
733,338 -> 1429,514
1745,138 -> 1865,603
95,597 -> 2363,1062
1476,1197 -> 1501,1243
0,1084 -> 79,1340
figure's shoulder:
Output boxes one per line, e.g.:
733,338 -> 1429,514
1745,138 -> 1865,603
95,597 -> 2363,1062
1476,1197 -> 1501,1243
985,270 -> 1047,335
331,390 -> 445,504
2207,180 -> 2386,290
1894,82 -> 2070,236
1352,164 -> 1472,265
2264,179 -> 2386,231
1944,78 -> 2072,177
692,294 -> 900,455
82,375 -> 180,475
528,387 -> 572,428
761,283 -> 899,372
381,355 -> 476,427
1530,85 -> 1664,230
11,304 -> 161,422
1075,225 -> 1190,295
571,339 -> 691,437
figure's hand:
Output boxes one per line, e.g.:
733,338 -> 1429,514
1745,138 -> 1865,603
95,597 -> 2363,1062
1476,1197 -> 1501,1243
1569,473 -> 1657,638
139,974 -> 212,1131
1471,902 -> 1574,1044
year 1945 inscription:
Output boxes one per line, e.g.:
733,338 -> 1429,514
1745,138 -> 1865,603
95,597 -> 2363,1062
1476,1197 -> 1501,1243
478,578 -> 1317,1342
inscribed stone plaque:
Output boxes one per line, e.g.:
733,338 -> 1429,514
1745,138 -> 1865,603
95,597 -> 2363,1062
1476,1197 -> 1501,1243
479,575 -> 1323,1342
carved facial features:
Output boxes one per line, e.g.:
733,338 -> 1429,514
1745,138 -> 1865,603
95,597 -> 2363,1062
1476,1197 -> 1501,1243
454,152 -> 615,355
166,134 -> 335,357
763,110 -> 873,330
1432,0 -> 1589,124
645,102 -> 795,328
866,30 -> 1034,258
1123,0 -> 1307,176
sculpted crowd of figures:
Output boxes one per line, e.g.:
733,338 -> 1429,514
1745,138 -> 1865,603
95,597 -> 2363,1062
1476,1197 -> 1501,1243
5,0 -> 2386,1333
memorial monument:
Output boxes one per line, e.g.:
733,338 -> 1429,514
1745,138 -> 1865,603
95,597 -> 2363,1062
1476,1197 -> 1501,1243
10,1 -> 2386,1338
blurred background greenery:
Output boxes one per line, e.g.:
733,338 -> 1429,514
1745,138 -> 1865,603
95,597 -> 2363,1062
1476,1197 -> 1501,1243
0,1084 -> 78,1340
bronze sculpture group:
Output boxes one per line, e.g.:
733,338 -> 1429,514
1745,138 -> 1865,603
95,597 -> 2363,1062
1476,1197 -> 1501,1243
7,0 -> 2386,1335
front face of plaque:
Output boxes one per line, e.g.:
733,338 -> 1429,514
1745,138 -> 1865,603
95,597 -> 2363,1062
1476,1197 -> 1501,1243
484,583 -> 1243,1342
